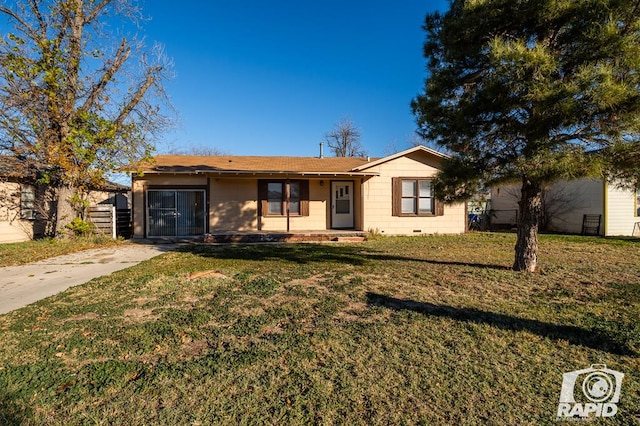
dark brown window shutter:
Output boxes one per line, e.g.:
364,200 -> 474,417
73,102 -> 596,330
300,180 -> 310,216
392,177 -> 401,216
435,198 -> 444,216
258,180 -> 268,216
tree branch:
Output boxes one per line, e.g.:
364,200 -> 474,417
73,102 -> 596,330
114,65 -> 162,127
81,38 -> 130,111
0,6 -> 37,40
85,0 -> 112,23
26,0 -> 46,39
62,0 -> 86,126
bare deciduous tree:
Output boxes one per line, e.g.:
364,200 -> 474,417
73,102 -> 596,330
167,145 -> 230,156
324,117 -> 366,157
0,0 -> 173,236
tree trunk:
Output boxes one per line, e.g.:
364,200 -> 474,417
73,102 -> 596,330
37,184 -> 59,238
55,184 -> 77,237
513,178 -> 543,272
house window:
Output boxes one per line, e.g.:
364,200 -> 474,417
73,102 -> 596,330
267,182 -> 284,215
636,188 -> 640,217
401,180 -> 433,214
259,180 -> 309,216
392,178 -> 443,217
20,184 -> 36,220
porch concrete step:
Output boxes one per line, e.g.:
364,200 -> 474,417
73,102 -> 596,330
202,232 -> 367,244
332,236 -> 366,242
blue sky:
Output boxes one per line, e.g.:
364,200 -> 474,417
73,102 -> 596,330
141,1 -> 450,157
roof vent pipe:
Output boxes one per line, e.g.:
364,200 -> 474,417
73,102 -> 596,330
319,142 -> 324,159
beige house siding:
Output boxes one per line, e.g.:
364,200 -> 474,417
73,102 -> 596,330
0,221 -> 34,243
0,182 -> 21,220
360,153 -> 465,235
131,178 -> 145,237
605,182 -> 638,236
211,178 -> 337,232
0,181 -> 36,243
210,178 -> 257,231
86,190 -> 129,210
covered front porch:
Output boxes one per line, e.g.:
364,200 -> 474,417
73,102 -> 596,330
136,176 -> 373,239
130,154 -> 386,239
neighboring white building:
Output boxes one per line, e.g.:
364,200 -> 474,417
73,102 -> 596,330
491,178 -> 640,236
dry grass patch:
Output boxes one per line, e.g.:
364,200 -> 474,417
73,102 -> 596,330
228,300 -> 267,317
132,297 -> 157,306
179,339 -> 210,359
332,300 -> 371,323
122,308 -> 156,323
285,274 -> 331,294
187,270 -> 229,280
0,236 -> 123,267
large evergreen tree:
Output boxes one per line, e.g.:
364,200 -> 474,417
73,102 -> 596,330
412,0 -> 640,271
0,0 -> 172,235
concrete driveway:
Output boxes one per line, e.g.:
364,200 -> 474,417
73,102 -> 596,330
0,243 -> 176,315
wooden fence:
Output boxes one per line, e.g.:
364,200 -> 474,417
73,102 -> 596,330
87,206 -> 132,239
116,209 -> 133,239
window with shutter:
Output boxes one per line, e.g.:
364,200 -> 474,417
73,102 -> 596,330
258,180 -> 309,217
392,178 -> 443,217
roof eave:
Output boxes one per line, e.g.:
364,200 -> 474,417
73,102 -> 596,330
351,145 -> 449,171
136,169 -> 379,177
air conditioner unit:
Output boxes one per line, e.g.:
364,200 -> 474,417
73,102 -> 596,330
20,209 -> 37,220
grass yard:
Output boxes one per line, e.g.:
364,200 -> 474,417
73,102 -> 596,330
0,233 -> 639,425
0,236 -> 123,267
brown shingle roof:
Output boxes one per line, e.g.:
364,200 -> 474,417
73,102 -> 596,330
0,156 -> 128,191
0,156 -> 40,180
140,155 -> 380,174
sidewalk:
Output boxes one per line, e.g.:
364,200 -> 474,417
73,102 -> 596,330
0,243 -> 176,315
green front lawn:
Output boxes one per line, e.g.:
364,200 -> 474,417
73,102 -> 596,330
0,234 -> 638,425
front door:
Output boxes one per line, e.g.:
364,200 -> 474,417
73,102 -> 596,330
331,181 -> 354,228
147,190 -> 206,237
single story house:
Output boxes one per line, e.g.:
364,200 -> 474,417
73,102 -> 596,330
491,178 -> 640,236
131,145 -> 466,238
0,156 -> 130,243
